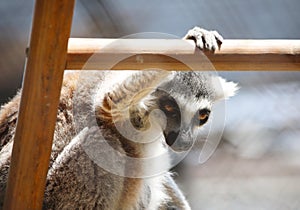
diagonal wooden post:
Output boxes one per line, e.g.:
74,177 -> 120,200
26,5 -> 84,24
3,0 -> 75,209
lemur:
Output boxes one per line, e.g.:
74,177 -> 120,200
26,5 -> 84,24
0,27 -> 238,209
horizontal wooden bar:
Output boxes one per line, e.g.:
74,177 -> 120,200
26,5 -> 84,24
66,38 -> 300,71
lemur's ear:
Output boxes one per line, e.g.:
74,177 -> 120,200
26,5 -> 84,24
212,76 -> 239,101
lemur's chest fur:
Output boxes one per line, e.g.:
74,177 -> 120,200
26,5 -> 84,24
96,98 -> 172,208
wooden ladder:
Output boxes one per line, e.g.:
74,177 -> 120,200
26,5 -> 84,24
3,0 -> 300,209
3,1 -> 75,209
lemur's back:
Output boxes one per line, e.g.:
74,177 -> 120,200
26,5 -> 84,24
1,72 -> 121,209
0,72 -> 77,207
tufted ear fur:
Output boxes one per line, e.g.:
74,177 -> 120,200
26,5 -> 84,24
212,76 -> 239,101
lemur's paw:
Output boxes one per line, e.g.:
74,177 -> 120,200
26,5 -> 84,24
184,26 -> 223,51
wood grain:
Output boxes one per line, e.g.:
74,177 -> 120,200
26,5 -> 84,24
66,39 -> 300,71
3,0 -> 75,209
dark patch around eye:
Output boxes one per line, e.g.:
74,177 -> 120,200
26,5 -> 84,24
159,96 -> 180,117
197,108 -> 210,126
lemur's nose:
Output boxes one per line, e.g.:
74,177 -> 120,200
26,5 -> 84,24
177,129 -> 193,149
165,131 -> 179,147
165,129 -> 194,152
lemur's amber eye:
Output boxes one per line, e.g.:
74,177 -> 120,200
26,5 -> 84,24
159,95 -> 180,117
164,104 -> 174,112
198,113 -> 208,121
197,109 -> 211,126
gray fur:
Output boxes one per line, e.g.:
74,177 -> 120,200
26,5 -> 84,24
159,71 -> 216,101
0,28 -> 236,209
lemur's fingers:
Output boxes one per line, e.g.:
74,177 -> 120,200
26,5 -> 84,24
183,26 -> 223,51
212,30 -> 224,45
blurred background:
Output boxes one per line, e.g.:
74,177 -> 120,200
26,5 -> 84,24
1,0 -> 300,209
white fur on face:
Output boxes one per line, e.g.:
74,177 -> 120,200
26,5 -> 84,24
174,95 -> 212,128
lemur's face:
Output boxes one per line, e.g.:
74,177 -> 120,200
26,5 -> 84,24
155,89 -> 212,152
151,72 -> 238,152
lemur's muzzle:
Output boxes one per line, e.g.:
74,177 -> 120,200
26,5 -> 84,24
165,129 -> 193,152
